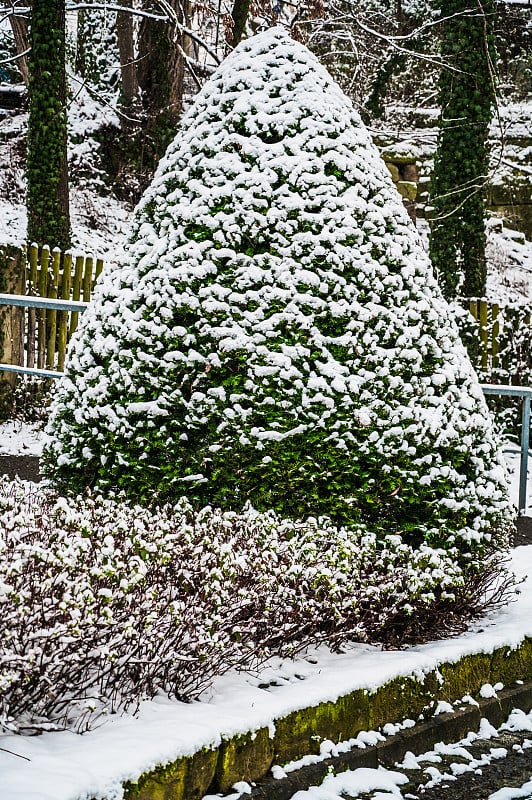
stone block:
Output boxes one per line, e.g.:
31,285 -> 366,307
273,690 -> 369,764
215,727 -> 274,793
490,638 -> 532,687
369,672 -> 438,730
385,162 -> 400,182
396,181 -> 417,202
438,653 -> 492,702
186,747 -> 219,799
123,748 -> 217,800
124,757 -> 188,800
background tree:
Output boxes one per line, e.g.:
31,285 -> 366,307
428,0 -> 497,300
76,3 -> 119,101
231,0 -> 251,45
8,5 -> 29,86
26,0 -> 70,250
116,0 -> 139,112
137,0 -> 185,154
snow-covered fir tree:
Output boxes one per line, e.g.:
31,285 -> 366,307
44,27 -> 512,559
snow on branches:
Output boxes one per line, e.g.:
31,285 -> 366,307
0,478 -> 510,730
44,27 -> 512,552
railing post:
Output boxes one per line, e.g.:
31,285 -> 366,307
519,394 -> 531,515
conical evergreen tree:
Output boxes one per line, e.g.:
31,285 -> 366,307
44,27 -> 512,557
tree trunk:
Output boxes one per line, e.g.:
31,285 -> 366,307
429,0 -> 496,300
231,0 -> 250,45
9,13 -> 29,87
76,9 -> 88,77
26,0 -> 70,251
117,0 -> 139,110
138,0 -> 184,140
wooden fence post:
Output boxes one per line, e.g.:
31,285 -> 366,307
57,252 -> 72,371
479,299 -> 489,372
27,244 -> 39,369
45,249 -> 61,371
37,246 -> 50,370
492,303 -> 500,371
0,245 -> 25,415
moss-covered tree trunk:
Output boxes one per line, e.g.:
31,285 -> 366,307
429,0 -> 497,300
26,0 -> 70,251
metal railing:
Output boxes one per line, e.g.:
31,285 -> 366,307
0,293 -> 88,379
480,384 -> 532,515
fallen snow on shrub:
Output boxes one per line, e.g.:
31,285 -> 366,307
38,26 -> 515,676
43,27 -> 512,552
0,478 -> 509,729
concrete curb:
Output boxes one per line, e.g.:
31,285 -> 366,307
240,681 -> 532,800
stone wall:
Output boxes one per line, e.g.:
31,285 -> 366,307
374,106 -> 532,239
122,639 -> 532,800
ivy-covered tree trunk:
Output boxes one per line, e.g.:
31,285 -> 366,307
429,0 -> 497,300
26,0 -> 70,251
76,5 -> 118,99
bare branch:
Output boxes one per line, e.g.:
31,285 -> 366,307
0,47 -> 29,66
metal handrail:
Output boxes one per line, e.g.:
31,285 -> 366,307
480,384 -> 532,515
0,292 -> 88,379
0,293 -> 88,312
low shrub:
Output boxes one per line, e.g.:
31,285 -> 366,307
0,478 -> 511,730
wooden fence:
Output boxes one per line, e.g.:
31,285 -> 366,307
468,299 -> 501,372
467,298 -> 532,381
0,244 -> 103,379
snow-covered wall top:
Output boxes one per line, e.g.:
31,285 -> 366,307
44,26 -> 512,553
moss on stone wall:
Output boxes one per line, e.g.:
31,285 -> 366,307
274,690 -> 369,764
216,728 -> 274,793
119,638 -> 532,800
123,747 -> 217,800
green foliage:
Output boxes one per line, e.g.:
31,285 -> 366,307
75,7 -> 119,98
429,0 -> 497,300
26,0 -> 70,250
44,29 -> 512,560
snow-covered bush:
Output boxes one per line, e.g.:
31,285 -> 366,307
44,27 -> 512,553
0,478 -> 509,729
